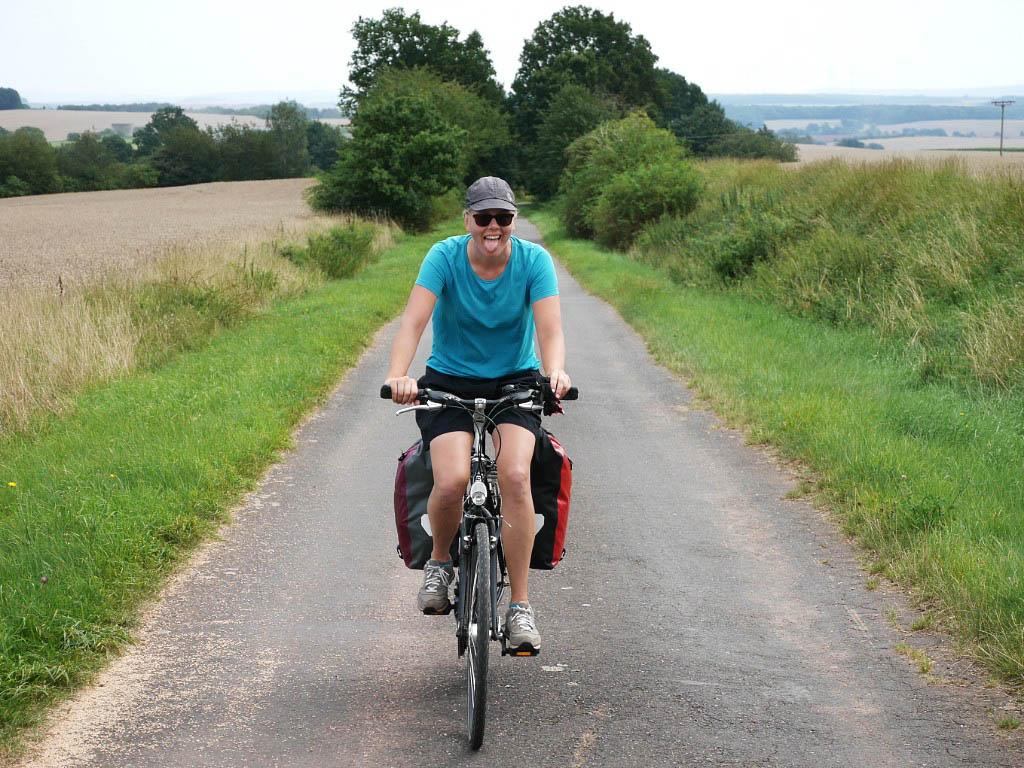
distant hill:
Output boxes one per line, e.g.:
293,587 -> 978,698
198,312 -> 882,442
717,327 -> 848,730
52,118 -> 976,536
720,101 -> 1023,128
712,89 -> 1024,106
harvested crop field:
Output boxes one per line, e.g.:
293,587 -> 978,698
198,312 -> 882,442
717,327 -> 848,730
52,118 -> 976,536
795,142 -> 1024,173
0,179 -> 322,290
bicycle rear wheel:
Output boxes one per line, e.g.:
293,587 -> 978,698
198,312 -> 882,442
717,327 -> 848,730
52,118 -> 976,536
466,520 -> 491,750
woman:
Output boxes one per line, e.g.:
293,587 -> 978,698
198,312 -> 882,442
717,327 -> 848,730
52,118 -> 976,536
384,176 -> 571,653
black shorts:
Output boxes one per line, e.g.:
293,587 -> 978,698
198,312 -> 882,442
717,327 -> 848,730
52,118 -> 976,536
416,366 -> 544,448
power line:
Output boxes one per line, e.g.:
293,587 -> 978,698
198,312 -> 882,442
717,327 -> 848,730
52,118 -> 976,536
992,100 -> 1015,157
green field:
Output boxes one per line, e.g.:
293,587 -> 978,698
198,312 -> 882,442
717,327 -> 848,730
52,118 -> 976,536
0,222 -> 460,756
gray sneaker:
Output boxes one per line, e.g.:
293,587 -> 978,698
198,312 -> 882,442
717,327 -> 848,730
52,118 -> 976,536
417,559 -> 454,614
504,602 -> 541,653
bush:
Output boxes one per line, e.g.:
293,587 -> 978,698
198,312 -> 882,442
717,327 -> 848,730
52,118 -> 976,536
0,174 -> 31,197
591,161 -> 702,250
117,162 -> 159,189
282,221 -> 379,279
560,111 -> 688,238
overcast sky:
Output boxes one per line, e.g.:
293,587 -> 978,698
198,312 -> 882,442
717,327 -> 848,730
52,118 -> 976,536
5,0 -> 1022,104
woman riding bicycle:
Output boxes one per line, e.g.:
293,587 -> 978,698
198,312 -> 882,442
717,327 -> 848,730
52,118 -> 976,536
384,176 -> 571,653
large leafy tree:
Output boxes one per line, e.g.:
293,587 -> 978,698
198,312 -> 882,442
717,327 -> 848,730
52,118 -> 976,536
527,84 -> 618,200
308,86 -> 464,231
364,68 -> 512,184
342,8 -> 503,108
215,122 -> 278,180
133,106 -> 199,157
151,125 -> 218,187
267,100 -> 310,177
655,68 -> 710,125
306,121 -> 345,171
669,101 -> 737,155
508,6 -> 665,145
56,133 -> 119,191
0,87 -> 25,109
0,127 -> 61,195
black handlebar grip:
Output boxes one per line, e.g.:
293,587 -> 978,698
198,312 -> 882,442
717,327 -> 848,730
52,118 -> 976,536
561,386 -> 579,400
380,385 -> 392,399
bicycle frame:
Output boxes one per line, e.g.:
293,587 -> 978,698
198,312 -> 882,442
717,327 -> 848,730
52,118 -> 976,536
455,398 -> 507,652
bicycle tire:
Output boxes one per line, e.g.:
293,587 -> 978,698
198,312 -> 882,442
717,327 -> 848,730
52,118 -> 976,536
466,520 -> 490,750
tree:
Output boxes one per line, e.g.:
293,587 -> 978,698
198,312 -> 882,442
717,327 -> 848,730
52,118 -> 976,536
655,68 -> 709,125
0,87 -> 25,109
306,121 -> 345,171
343,8 -> 503,108
133,106 -> 198,157
508,6 -> 664,145
56,132 -> 119,191
150,106 -> 198,135
527,83 -> 618,200
362,68 -> 511,184
0,127 -> 61,195
215,122 -> 278,180
308,88 -> 464,231
669,101 -> 736,156
267,100 -> 310,177
151,125 -> 218,186
101,134 -> 133,163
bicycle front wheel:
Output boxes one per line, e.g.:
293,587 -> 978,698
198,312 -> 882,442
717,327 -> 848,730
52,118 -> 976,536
466,520 -> 491,750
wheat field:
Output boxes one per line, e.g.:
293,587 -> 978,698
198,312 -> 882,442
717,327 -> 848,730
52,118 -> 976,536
0,179 -> 323,290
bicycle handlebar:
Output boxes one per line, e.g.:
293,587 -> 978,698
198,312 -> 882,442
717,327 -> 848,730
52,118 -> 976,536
379,384 -> 578,403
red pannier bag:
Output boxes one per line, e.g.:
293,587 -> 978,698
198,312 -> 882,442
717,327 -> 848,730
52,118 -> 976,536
528,429 -> 573,569
393,430 -> 572,570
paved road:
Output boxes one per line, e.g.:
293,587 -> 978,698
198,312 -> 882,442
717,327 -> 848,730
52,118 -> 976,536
20,219 -> 1023,767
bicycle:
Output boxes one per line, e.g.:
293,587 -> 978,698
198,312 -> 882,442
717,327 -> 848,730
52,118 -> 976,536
380,380 -> 578,750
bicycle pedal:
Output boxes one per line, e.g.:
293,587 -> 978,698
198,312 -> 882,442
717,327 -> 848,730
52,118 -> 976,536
422,604 -> 453,616
504,643 -> 540,657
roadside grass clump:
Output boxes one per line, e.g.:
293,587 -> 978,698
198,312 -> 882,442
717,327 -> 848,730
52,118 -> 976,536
631,157 -> 1024,392
529,207 -> 1024,688
279,219 -> 385,279
0,215 -> 393,433
0,221 -> 455,756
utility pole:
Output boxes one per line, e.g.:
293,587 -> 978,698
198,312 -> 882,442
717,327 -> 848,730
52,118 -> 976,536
992,100 -> 1015,156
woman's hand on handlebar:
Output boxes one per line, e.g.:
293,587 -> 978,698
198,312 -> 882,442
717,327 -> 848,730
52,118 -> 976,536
548,369 -> 572,399
385,375 -> 419,404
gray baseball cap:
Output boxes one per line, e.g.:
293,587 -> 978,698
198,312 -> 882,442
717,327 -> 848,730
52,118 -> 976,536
465,176 -> 517,211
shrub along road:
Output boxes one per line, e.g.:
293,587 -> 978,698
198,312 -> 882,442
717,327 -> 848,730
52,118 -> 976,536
17,219 -> 1022,767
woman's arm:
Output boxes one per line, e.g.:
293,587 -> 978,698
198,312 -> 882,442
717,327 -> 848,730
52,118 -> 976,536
385,285 -> 437,404
533,295 -> 571,397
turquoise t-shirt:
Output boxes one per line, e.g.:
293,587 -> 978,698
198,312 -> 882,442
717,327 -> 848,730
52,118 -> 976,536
415,235 -> 559,379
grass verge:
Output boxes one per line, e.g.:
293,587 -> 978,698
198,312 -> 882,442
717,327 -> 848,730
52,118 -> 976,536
530,208 -> 1024,688
0,222 -> 455,756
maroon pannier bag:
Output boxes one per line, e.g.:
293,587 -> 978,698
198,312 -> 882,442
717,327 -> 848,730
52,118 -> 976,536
393,430 -> 573,570
529,430 -> 572,569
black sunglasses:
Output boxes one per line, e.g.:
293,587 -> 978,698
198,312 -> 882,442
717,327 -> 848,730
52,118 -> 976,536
471,212 -> 515,227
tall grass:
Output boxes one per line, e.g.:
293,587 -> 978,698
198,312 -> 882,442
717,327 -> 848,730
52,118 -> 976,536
632,157 -> 1024,391
531,207 -> 1024,686
0,221 -> 440,756
0,215 -> 394,432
